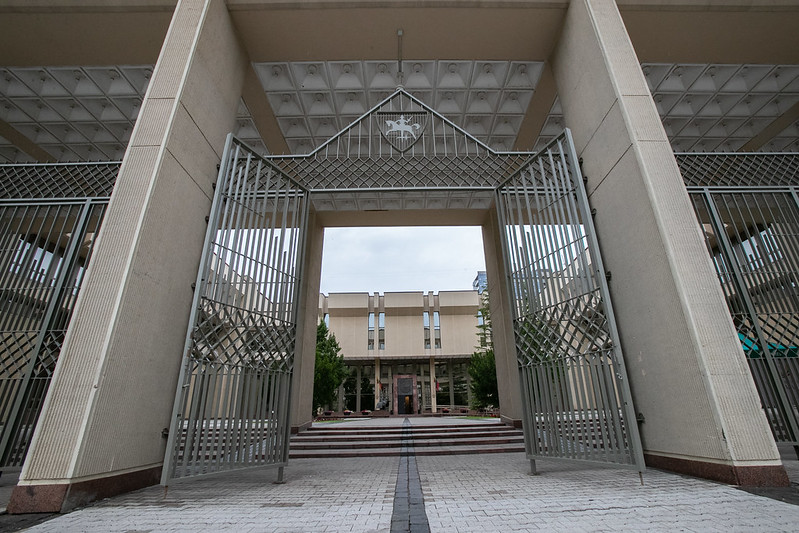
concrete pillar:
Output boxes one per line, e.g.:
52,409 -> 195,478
448,361 -> 455,407
551,0 -> 787,486
387,364 -> 393,413
291,208 -> 323,432
336,383 -> 344,412
466,367 -> 473,408
419,363 -> 427,411
355,365 -> 362,412
429,356 -> 437,413
374,358 -> 380,410
482,210 -> 524,427
9,0 -> 249,513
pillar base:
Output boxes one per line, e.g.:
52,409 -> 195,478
291,420 -> 313,435
644,453 -> 789,487
7,466 -> 161,514
501,415 -> 522,429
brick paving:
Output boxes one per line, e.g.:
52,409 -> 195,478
13,419 -> 799,532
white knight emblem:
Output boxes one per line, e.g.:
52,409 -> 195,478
385,115 -> 421,140
376,111 -> 428,152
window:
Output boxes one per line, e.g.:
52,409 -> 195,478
368,312 -> 375,350
378,312 -> 385,350
423,311 -> 431,349
738,227 -> 782,270
433,311 -> 441,349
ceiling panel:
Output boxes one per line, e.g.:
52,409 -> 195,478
252,60 -> 544,155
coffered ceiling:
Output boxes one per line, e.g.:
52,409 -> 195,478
1,60 -> 798,163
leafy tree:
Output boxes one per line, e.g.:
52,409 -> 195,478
469,291 -> 499,409
313,320 -> 348,412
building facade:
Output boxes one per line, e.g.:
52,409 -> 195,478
0,0 -> 797,514
320,291 -> 481,414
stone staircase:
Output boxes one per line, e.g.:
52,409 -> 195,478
289,420 -> 525,458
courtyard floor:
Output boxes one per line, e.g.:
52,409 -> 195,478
1,417 -> 798,532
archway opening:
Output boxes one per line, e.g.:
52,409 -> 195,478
318,226 -> 489,417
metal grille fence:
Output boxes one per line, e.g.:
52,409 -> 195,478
682,153 -> 799,449
496,132 -> 644,471
163,135 -> 309,481
0,163 -> 115,468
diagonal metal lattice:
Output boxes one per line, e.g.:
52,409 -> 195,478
0,167 -> 109,467
0,162 -> 119,199
496,132 -> 644,471
677,152 -> 799,188
273,91 -> 531,191
163,135 -> 310,482
686,176 -> 799,449
165,88 -> 645,481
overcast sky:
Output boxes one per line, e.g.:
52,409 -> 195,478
319,227 -> 485,294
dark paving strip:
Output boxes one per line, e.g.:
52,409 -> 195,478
390,418 -> 430,533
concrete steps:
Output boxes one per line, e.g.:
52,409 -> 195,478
289,420 -> 525,458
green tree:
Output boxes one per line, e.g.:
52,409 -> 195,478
313,320 -> 348,412
469,291 -> 499,409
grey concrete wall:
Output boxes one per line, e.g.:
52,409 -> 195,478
291,209 -> 324,431
482,208 -> 523,425
551,0 -> 780,471
18,0 -> 247,486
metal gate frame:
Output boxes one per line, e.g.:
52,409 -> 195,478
0,162 -> 116,468
681,153 -> 799,452
162,134 -> 310,482
164,89 -> 644,482
495,131 -> 645,472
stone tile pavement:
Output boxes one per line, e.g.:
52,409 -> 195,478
419,454 -> 799,532
22,457 -> 397,533
13,449 -> 799,533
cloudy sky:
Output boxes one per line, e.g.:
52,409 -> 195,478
319,227 -> 485,294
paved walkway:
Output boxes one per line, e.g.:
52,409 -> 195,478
9,418 -> 799,532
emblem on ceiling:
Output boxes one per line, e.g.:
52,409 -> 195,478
376,111 -> 428,153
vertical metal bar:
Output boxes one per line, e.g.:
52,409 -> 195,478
162,134 -> 236,484
563,129 -> 645,471
704,190 -> 799,446
0,200 -> 92,465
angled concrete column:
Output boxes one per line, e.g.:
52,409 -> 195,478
9,0 -> 249,513
291,209 -> 323,433
482,208 -> 523,427
551,0 -> 786,485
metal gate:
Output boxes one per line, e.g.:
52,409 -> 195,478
682,153 -> 799,451
0,162 -> 116,468
163,90 -> 643,481
162,135 -> 310,482
496,131 -> 644,471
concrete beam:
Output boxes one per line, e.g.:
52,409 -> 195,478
242,62 -> 289,155
514,62 -> 557,151
739,100 -> 799,152
0,118 -> 55,162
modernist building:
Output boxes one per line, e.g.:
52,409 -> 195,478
0,0 -> 798,515
320,290 -> 482,414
